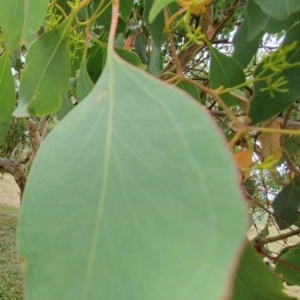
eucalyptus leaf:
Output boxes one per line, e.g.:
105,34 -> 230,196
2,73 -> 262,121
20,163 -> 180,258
0,0 -> 48,50
231,243 -> 297,300
246,0 -> 300,39
115,48 -> 146,69
87,42 -> 107,83
253,0 -> 300,20
149,0 -> 175,22
210,47 -> 245,106
210,47 -> 245,89
0,52 -> 16,145
248,23 -> 300,124
233,19 -> 263,68
77,57 -> 94,101
22,0 -> 49,43
134,33 -> 149,64
120,0 -> 134,20
246,0 -> 268,41
275,246 -> 300,285
0,0 -> 24,51
13,20 -> 71,117
283,136 -> 300,166
18,51 -> 247,300
272,179 -> 300,230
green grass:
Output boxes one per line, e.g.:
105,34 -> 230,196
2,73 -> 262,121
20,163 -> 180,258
0,205 -> 23,300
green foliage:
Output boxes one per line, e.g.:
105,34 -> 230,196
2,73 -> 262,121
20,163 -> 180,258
0,0 -> 300,299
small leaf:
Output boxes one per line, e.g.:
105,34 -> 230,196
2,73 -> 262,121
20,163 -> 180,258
120,0 -> 134,20
13,20 -> 71,117
147,42 -> 162,76
275,245 -> 300,285
55,91 -> 74,120
149,0 -> 175,22
246,0 -> 268,41
77,58 -> 94,101
253,0 -> 300,20
115,48 -> 146,69
87,42 -> 107,83
177,80 -> 199,100
231,242 -> 297,300
0,52 -> 16,145
210,47 -> 245,89
134,33 -> 149,64
0,0 -> 49,50
283,136 -> 300,166
18,51 -> 247,300
232,19 -> 263,68
22,0 -> 49,43
272,179 -> 300,229
0,0 -> 24,51
144,0 -> 165,47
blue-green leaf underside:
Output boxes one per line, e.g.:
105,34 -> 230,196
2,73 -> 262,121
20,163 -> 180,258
18,51 -> 247,300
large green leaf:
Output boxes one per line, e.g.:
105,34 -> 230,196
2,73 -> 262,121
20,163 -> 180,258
272,179 -> 300,230
13,20 -> 71,117
253,0 -> 300,20
0,52 -> 16,145
18,51 -> 247,300
76,57 -> 94,101
248,23 -> 300,124
275,246 -> 300,285
231,243 -> 297,300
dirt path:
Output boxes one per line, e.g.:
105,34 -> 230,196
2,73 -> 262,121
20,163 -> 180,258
0,173 -> 20,207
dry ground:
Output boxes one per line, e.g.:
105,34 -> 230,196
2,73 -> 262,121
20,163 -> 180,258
0,174 -> 300,299
0,174 -> 20,207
